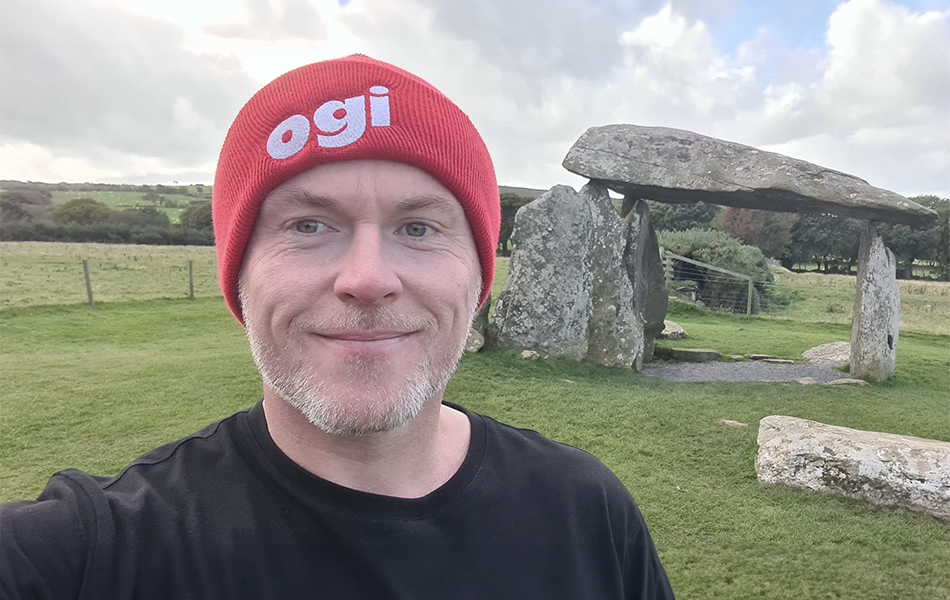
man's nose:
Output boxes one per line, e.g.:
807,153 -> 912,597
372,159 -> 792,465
333,228 -> 402,305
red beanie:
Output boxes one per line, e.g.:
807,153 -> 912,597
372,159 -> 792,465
212,54 -> 500,323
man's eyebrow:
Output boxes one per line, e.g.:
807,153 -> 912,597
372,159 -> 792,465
394,195 -> 461,213
266,188 -> 339,210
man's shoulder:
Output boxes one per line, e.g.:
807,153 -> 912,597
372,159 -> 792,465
471,409 -> 633,501
109,408 -> 249,481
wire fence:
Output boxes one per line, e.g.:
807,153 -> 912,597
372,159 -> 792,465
0,242 -> 220,308
663,250 -> 790,316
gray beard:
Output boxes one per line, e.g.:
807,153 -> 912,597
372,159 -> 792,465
239,282 -> 477,436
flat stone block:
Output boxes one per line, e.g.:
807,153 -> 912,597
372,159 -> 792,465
756,416 -> 950,523
670,348 -> 721,362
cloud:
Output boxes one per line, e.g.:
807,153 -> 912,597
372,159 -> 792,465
205,0 -> 327,40
0,0 -> 256,180
1,0 -> 946,198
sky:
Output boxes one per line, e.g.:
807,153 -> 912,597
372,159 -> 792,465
1,0 -> 948,198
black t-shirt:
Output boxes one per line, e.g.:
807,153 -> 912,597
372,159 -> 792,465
1,402 -> 674,600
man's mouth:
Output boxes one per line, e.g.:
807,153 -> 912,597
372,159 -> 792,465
317,330 -> 414,342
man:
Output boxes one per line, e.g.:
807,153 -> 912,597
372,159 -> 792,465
1,55 -> 674,599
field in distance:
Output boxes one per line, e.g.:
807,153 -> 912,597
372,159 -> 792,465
0,242 -> 219,307
50,190 -> 202,224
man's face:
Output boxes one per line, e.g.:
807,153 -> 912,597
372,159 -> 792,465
239,159 -> 481,436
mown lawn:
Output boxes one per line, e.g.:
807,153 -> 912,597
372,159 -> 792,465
1,296 -> 947,599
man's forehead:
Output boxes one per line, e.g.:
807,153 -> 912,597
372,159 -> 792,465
260,159 -> 465,216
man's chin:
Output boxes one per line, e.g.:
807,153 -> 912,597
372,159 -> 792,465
271,373 -> 434,436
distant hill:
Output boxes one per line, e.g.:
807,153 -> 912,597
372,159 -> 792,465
499,185 -> 547,199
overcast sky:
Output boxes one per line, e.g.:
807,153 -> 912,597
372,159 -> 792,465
1,0 -> 947,197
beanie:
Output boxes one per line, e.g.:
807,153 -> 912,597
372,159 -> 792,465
212,54 -> 500,323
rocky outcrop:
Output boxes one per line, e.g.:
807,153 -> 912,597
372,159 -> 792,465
490,184 -> 645,368
803,342 -> 851,367
850,223 -> 900,382
563,125 -> 939,227
622,196 -> 667,363
756,416 -> 950,523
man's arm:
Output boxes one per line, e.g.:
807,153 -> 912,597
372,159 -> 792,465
1,473 -> 98,600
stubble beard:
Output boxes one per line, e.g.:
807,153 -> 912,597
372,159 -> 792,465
239,282 -> 479,436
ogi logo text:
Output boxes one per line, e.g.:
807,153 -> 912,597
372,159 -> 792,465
266,86 -> 391,159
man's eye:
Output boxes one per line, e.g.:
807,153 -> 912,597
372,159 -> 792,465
404,223 -> 430,238
295,220 -> 323,234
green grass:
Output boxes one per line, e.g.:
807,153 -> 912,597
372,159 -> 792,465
1,295 -> 948,599
766,269 -> 950,335
51,191 -> 201,223
0,242 -> 219,307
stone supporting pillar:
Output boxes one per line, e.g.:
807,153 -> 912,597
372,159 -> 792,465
850,221 -> 900,382
621,196 -> 668,363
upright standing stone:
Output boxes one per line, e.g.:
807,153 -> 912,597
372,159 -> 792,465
622,196 -> 667,363
582,182 -> 642,368
850,222 -> 900,382
490,185 -> 593,361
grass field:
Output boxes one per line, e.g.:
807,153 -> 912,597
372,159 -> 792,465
1,296 -> 947,599
50,191 -> 205,224
0,242 -> 219,307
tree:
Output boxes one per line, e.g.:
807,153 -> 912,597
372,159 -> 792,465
781,213 -> 864,272
878,195 -> 949,280
179,201 -> 213,231
710,207 -> 798,258
142,191 -> 165,205
497,193 -> 533,256
53,198 -> 113,225
647,201 -> 720,232
112,206 -> 171,229
657,228 -> 775,312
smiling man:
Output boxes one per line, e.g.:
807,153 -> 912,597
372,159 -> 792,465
0,55 -> 674,599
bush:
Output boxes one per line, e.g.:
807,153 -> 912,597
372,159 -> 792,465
658,228 -> 775,313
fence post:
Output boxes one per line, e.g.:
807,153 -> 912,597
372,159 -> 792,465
661,249 -> 673,288
82,260 -> 93,306
746,278 -> 753,316
188,260 -> 194,300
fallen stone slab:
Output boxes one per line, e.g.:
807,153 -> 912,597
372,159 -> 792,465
755,416 -> 950,523
827,378 -> 869,387
803,342 -> 851,367
719,419 -> 748,427
746,354 -> 773,360
670,348 -> 721,362
762,358 -> 796,364
796,377 -> 818,385
641,362 -> 847,384
658,320 -> 687,340
563,125 -> 939,227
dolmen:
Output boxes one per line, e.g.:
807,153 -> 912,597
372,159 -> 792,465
490,124 -> 939,377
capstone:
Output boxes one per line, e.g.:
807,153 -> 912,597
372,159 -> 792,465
563,125 -> 938,227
